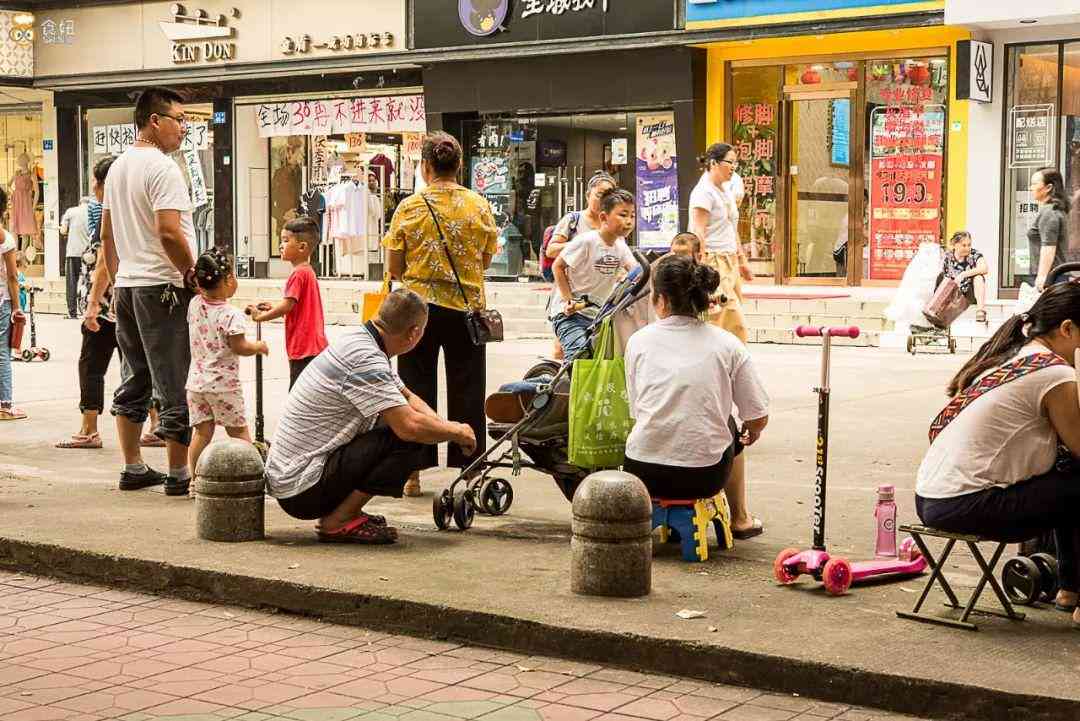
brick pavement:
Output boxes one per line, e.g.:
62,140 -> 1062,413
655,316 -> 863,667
0,571 -> 932,721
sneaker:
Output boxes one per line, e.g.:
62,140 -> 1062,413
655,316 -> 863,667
119,467 -> 167,491
164,476 -> 191,497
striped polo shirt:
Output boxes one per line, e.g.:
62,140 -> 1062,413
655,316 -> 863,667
264,325 -> 407,499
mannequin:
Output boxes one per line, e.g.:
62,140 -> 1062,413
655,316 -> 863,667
8,153 -> 38,246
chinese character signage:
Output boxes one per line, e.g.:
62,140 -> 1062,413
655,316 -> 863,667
417,0 -> 673,49
92,124 -> 138,155
180,122 -> 210,152
39,17 -> 75,44
1009,104 -> 1055,168
255,95 -> 426,138
470,155 -> 511,195
733,101 -> 777,260
868,94 -> 945,281
635,112 -> 679,250
686,0 -> 942,29
182,146 -> 209,209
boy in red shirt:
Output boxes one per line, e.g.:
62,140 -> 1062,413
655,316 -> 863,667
248,218 -> 329,389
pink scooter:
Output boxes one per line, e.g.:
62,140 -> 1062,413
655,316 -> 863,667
774,325 -> 927,595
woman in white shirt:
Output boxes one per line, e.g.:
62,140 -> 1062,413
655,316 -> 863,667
623,255 -> 769,500
915,281 -> 1080,624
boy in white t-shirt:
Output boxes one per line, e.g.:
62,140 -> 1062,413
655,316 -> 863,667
549,188 -> 637,360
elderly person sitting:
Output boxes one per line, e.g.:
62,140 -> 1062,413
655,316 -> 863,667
264,289 -> 477,544
623,255 -> 769,500
938,231 -> 989,323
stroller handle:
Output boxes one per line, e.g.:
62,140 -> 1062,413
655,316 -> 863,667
796,325 -> 860,339
628,248 -> 652,298
1047,262 -> 1080,286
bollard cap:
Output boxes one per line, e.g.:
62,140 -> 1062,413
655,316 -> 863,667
196,439 -> 265,481
572,470 -> 652,523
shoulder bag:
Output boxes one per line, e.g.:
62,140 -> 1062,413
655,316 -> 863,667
420,194 -> 504,345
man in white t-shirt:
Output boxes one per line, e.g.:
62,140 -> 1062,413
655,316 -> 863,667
86,87 -> 197,496
60,199 -> 93,319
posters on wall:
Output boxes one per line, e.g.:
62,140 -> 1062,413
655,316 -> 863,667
182,146 -> 209,209
830,99 -> 850,167
634,112 -> 679,250
732,101 -> 777,260
1009,104 -> 1055,168
93,121 -> 210,155
256,95 -> 426,138
470,155 -> 510,195
868,97 -> 945,281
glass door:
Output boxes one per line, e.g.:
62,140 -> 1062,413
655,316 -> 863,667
783,90 -> 855,284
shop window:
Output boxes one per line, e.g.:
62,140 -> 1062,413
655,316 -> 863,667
1065,43 -> 1080,262
0,109 -> 44,265
463,112 -> 644,279
1002,45 -> 1062,288
730,66 -> 780,267
864,57 -> 948,281
84,105 -> 216,255
786,62 -> 861,86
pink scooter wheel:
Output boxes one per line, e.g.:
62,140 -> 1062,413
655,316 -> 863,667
774,547 -> 802,584
822,558 -> 853,596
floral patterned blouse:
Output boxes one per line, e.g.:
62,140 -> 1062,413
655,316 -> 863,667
382,186 -> 498,312
942,248 -> 984,294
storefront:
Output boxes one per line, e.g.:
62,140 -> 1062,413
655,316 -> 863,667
416,1 -> 693,279
32,0 -> 417,280
947,0 -> 1080,298
0,10 -> 52,277
690,1 -> 971,288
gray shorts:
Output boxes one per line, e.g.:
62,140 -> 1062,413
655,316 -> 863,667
112,284 -> 194,446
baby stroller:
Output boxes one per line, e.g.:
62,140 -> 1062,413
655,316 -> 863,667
433,249 -> 653,531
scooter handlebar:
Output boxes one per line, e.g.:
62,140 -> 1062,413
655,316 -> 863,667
795,325 -> 860,339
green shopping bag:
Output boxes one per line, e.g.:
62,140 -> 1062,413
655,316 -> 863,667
568,317 -> 634,470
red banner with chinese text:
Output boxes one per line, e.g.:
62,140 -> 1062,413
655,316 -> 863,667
869,153 -> 943,280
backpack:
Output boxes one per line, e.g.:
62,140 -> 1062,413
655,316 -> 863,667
540,211 -> 581,282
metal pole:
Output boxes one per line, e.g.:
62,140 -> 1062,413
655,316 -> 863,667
812,333 -> 832,551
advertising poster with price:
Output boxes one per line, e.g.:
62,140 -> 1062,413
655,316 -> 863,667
869,103 -> 945,281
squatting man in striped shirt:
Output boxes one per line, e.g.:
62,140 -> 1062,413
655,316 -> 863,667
263,289 -> 477,544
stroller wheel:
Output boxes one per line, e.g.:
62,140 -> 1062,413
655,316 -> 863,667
1001,556 -> 1041,605
524,360 -> 561,381
433,490 -> 453,531
453,489 -> 475,531
480,478 -> 514,516
39,348 -> 50,362
21,349 -> 32,362
1030,552 -> 1060,602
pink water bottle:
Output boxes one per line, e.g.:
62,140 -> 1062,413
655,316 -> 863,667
875,485 -> 898,558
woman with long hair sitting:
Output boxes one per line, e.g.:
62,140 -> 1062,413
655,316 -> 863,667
916,281 -> 1080,624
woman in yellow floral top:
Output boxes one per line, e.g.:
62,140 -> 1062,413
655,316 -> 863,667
384,131 -> 498,496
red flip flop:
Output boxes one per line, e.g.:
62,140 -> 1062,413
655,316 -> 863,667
318,516 -> 398,544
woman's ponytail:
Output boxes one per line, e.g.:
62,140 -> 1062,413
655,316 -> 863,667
947,281 -> 1080,396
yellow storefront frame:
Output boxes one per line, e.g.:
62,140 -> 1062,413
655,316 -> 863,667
687,1 -> 944,31
701,27 -> 972,281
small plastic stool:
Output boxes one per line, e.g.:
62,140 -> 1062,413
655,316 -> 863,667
651,495 -> 734,562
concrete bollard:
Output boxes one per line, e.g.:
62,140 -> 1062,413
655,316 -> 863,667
571,470 -> 653,597
194,439 -> 266,542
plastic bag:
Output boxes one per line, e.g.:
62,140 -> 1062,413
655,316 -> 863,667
568,317 -> 634,470
1015,282 -> 1039,315
885,242 -> 944,327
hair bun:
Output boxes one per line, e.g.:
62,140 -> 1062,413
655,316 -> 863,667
691,262 -> 721,295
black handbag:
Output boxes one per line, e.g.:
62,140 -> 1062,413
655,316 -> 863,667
421,194 -> 504,345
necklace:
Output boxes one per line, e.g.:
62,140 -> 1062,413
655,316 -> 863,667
136,135 -> 164,152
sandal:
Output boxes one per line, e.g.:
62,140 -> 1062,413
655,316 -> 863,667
318,516 -> 398,544
140,432 -> 166,448
732,517 -> 765,540
0,407 -> 27,421
403,472 -> 422,498
56,433 -> 102,449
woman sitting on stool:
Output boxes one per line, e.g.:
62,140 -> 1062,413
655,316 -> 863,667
623,254 -> 770,501
937,231 -> 989,324
915,281 -> 1080,625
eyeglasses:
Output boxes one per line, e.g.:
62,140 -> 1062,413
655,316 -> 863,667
155,112 -> 188,127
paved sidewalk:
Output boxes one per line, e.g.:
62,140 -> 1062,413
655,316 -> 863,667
2,316 -> 1078,721
0,570 -> 930,721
